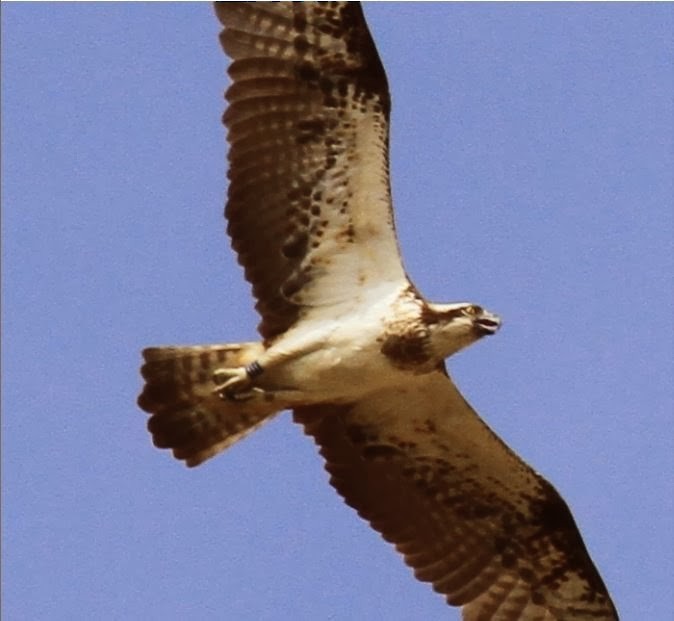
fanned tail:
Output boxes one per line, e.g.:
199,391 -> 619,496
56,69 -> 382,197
138,343 -> 280,467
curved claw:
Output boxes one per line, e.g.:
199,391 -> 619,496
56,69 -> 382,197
225,386 -> 266,402
212,367 -> 253,401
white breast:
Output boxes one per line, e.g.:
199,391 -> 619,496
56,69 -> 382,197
265,283 -> 415,402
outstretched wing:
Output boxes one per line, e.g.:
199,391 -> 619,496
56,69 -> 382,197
294,371 -> 618,620
214,2 -> 407,340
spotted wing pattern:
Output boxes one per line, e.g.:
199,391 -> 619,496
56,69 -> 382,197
294,370 -> 618,620
215,2 -> 407,340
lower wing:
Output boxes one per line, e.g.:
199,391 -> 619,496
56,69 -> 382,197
293,369 -> 618,620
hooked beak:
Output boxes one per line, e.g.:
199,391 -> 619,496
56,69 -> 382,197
473,311 -> 501,337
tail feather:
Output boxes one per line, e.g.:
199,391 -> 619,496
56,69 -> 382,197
138,343 -> 279,467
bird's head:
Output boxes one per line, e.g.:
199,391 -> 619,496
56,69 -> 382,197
425,302 -> 501,359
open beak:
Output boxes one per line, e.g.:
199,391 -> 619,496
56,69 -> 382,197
473,311 -> 501,336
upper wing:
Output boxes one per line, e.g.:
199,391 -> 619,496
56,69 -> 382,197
215,2 -> 407,340
294,370 -> 618,620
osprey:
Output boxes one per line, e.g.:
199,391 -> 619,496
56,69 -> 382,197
138,3 -> 618,619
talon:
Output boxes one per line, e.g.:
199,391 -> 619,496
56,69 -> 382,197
226,386 -> 266,402
212,364 -> 265,401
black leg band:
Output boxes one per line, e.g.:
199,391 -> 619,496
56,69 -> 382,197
245,361 -> 264,379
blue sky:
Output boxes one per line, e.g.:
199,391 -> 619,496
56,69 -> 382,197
2,3 -> 672,620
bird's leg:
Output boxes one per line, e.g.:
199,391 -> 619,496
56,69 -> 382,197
212,361 -> 266,402
212,337 -> 326,402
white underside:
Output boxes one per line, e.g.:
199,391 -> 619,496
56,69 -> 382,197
257,282 -> 416,405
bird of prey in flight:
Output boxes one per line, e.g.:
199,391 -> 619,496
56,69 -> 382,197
138,3 -> 618,619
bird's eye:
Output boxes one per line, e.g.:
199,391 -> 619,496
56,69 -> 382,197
464,305 -> 481,317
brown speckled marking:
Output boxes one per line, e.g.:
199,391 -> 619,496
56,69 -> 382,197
413,419 -> 437,434
379,286 -> 435,369
380,329 -> 432,368
420,303 -> 467,326
197,5 -> 620,617
218,2 -> 393,339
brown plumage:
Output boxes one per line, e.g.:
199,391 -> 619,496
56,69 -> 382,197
295,370 -> 617,620
219,1 -> 401,340
137,3 -> 618,618
139,343 -> 276,467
